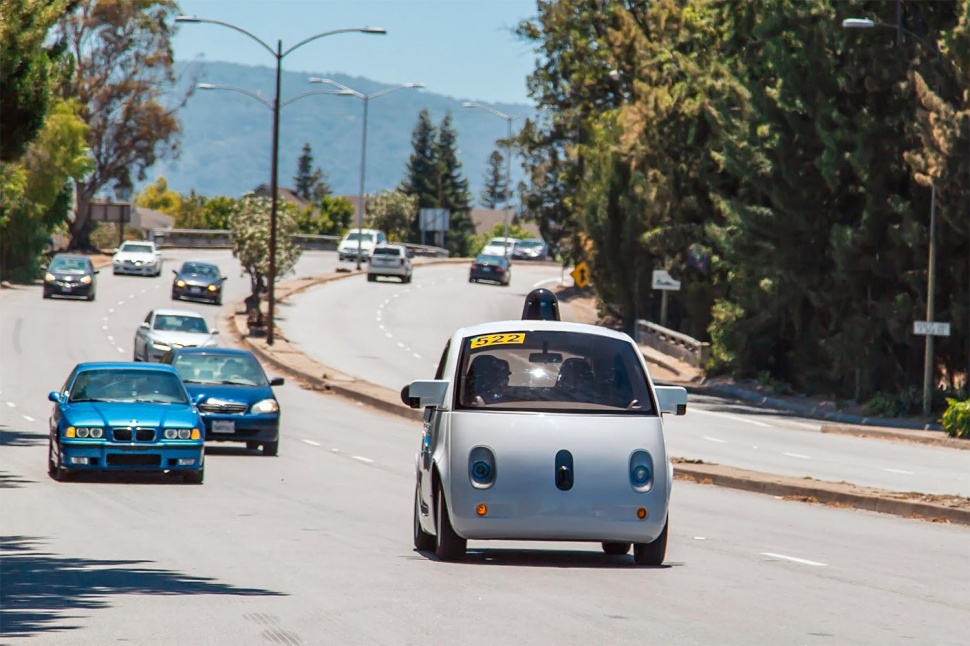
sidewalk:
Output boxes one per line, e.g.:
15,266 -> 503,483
220,269 -> 969,525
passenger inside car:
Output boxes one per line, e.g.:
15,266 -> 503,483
465,355 -> 512,405
556,358 -> 596,398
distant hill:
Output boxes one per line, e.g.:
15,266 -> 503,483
144,61 -> 533,207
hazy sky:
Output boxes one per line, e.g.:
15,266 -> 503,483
172,0 -> 539,105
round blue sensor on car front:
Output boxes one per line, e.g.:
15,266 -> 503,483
472,460 -> 491,481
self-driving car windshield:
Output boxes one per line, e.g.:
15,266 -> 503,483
69,369 -> 189,404
172,354 -> 268,386
456,330 -> 655,414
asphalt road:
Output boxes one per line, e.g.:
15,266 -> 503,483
1,249 -> 968,645
282,260 -> 970,497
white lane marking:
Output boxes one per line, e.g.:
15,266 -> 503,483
108,308 -> 115,314
693,536 -> 706,540
761,552 -> 827,567
331,448 -> 340,453
107,336 -> 114,342
882,468 -> 915,475
116,300 -> 125,305
6,402 -> 15,408
531,277 -> 563,289
22,415 -> 35,422
378,324 -> 385,330
702,436 -> 726,443
102,326 -> 108,331
396,342 -> 405,349
689,408 -> 773,427
782,452 -> 811,460
412,353 -> 422,359
141,289 -> 147,294
352,455 -> 374,464
385,332 -> 392,338
116,347 -> 125,353
302,439 -> 321,447
103,317 -> 108,321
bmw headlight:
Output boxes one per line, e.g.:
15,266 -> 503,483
251,398 -> 279,414
44,273 -> 55,282
75,427 -> 103,438
163,428 -> 178,439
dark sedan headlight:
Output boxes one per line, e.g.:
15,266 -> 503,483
207,284 -> 218,292
176,279 -> 186,287
44,273 -> 55,282
80,275 -> 92,284
251,398 -> 279,414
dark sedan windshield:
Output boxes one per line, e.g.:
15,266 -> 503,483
69,369 -> 188,404
171,353 -> 268,386
181,263 -> 219,278
48,256 -> 91,272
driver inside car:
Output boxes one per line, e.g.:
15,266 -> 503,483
466,355 -> 512,405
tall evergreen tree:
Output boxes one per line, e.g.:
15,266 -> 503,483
480,149 -> 507,208
293,143 -> 314,199
436,112 -> 474,256
400,109 -> 439,242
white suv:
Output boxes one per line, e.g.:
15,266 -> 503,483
367,244 -> 412,283
480,236 -> 519,258
338,228 -> 386,262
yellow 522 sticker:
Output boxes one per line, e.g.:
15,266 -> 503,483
470,333 -> 526,349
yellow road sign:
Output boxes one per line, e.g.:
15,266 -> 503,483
570,262 -> 590,288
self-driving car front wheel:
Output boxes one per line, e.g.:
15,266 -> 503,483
602,542 -> 631,556
413,486 -> 435,551
434,483 -> 466,561
633,515 -> 668,566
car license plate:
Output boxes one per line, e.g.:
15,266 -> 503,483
211,420 -> 235,433
190,287 -> 201,293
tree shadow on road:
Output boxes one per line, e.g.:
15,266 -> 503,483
0,535 -> 285,640
0,424 -> 48,448
0,470 -> 33,489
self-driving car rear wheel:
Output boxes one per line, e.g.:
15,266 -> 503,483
262,440 -> 279,457
413,486 -> 435,551
47,438 -> 70,482
434,483 -> 466,561
602,542 -> 631,556
633,515 -> 668,566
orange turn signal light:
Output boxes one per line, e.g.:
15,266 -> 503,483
65,426 -> 76,438
476,504 -> 488,516
636,507 -> 648,520
190,429 -> 201,440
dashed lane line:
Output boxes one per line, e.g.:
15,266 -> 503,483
352,456 -> 375,464
882,468 -> 915,475
302,439 -> 321,447
782,452 -> 811,460
761,552 -> 827,567
22,415 -> 35,422
702,436 -> 727,443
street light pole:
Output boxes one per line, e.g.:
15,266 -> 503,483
176,16 -> 385,345
462,102 -> 530,257
309,79 -> 424,270
842,16 -> 944,416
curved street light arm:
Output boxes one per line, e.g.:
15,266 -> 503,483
462,101 -> 531,123
281,88 -> 352,108
175,16 -> 275,58
283,27 -> 386,59
197,83 -> 272,110
308,77 -> 361,98
366,83 -> 426,100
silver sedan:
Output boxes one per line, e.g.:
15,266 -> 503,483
133,308 -> 220,362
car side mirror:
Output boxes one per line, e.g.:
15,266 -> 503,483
210,330 -> 220,335
93,269 -> 100,274
193,393 -> 206,405
139,322 -> 149,329
270,377 -> 284,386
172,269 -> 178,275
48,391 -> 62,403
402,380 -> 448,409
655,385 -> 688,416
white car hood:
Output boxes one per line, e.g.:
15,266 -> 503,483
115,252 -> 156,262
149,330 -> 215,347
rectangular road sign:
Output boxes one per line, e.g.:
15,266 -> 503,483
913,321 -> 951,337
651,269 -> 681,291
419,208 -> 450,232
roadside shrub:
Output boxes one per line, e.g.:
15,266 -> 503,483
90,223 -> 142,251
941,398 -> 970,439
863,392 -> 896,417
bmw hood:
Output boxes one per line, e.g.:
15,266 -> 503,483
65,402 -> 200,428
184,383 -> 273,407
150,331 -> 216,347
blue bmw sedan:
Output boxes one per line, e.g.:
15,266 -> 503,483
161,347 -> 283,456
48,362 -> 205,483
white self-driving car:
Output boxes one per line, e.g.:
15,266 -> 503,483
402,290 -> 687,565
112,240 -> 162,276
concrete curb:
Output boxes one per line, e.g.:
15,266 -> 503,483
222,269 -> 970,526
817,423 -> 970,450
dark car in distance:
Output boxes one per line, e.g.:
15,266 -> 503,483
469,254 -> 511,286
161,347 -> 283,456
43,254 -> 99,301
172,261 -> 226,305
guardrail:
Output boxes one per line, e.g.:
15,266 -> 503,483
147,229 -> 449,257
635,319 -> 710,368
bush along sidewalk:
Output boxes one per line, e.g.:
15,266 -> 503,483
942,399 -> 970,438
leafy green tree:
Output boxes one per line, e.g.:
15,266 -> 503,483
436,112 -> 475,256
134,176 -> 181,215
366,190 -> 418,242
294,195 -> 354,235
400,108 -> 438,241
57,0 -> 185,250
0,0 -> 79,162
0,98 -> 92,280
480,149 -> 507,208
228,195 -> 303,307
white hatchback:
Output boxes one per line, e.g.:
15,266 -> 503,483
402,300 -> 687,565
367,244 -> 412,283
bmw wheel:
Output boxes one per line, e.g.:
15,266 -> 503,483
434,483 -> 466,561
48,438 -> 70,482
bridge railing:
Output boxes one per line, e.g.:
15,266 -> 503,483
147,229 -> 449,257
635,319 -> 710,369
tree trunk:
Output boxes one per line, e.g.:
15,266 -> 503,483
69,188 -> 96,251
